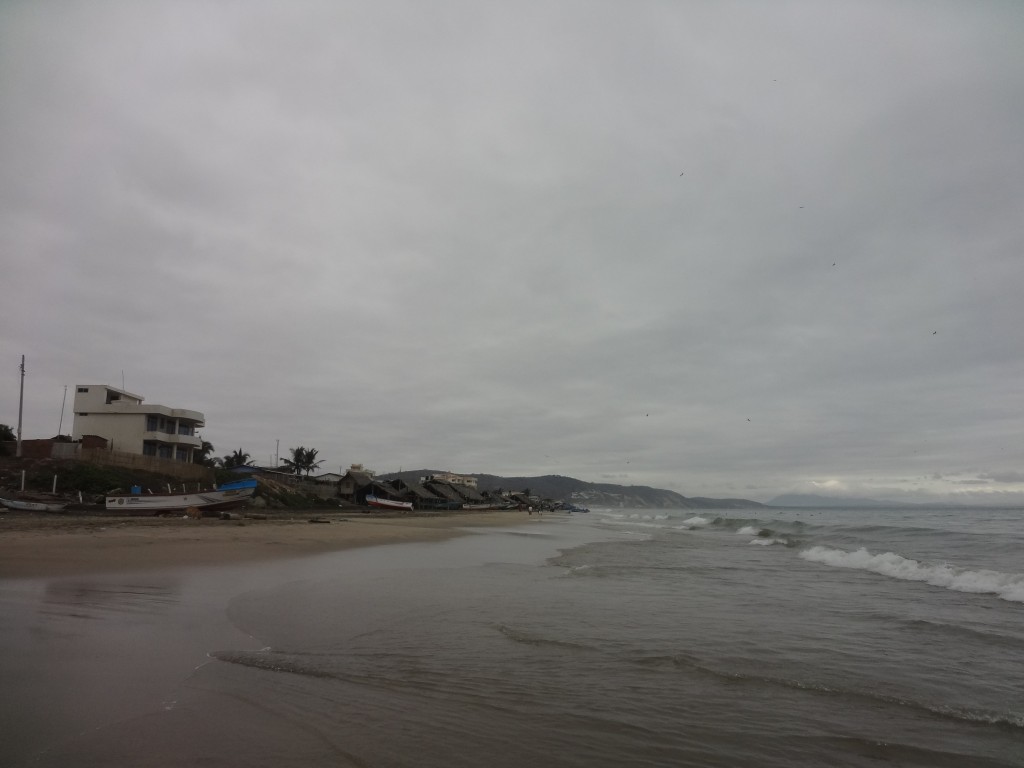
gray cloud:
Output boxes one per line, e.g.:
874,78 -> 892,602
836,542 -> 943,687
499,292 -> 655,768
2,1 -> 1022,503
979,471 -> 1024,484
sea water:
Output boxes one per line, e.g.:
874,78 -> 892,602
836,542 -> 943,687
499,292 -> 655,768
1,506 -> 1022,767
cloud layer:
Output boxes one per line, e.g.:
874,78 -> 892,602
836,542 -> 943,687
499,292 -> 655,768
3,1 -> 1022,503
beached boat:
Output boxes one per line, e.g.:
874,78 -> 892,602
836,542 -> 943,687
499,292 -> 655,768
0,496 -> 69,512
365,494 -> 414,511
105,479 -> 257,514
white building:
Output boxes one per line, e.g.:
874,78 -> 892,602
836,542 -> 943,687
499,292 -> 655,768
421,471 -> 478,489
71,384 -> 205,462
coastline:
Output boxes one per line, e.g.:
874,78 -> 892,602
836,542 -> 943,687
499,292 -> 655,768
0,509 -> 541,579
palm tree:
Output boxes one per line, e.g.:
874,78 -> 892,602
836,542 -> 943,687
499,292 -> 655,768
194,440 -> 217,467
222,448 -> 251,469
281,446 -> 324,477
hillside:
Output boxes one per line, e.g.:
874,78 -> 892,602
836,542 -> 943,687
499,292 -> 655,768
378,470 -> 763,509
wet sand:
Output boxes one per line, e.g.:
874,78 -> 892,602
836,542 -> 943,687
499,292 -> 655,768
0,509 -> 541,579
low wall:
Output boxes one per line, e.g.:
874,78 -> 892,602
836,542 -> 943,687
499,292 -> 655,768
0,441 -> 214,481
78,447 -> 214,482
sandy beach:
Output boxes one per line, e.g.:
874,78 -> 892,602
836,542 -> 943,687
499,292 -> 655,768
0,509 -> 540,579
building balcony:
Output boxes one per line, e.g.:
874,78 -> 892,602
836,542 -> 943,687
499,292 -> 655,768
142,431 -> 202,448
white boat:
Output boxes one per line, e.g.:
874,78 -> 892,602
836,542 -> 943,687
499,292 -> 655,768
106,479 -> 256,514
0,496 -> 69,512
365,494 -> 414,511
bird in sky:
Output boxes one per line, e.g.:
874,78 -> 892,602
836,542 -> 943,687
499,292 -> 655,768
679,171 -> 685,176
933,331 -> 937,335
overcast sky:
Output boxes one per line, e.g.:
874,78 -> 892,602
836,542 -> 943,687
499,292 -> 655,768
2,1 -> 1022,504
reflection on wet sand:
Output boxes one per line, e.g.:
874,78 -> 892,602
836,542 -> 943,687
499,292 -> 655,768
42,578 -> 181,620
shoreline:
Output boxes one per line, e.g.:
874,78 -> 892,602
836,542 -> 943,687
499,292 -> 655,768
0,509 -> 543,579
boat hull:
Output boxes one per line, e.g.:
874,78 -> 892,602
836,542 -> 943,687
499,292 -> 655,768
0,497 -> 68,512
106,484 -> 256,514
365,494 -> 414,511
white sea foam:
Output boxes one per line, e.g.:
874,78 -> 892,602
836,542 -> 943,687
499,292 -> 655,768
750,538 -> 787,546
737,526 -> 759,536
681,516 -> 710,527
800,546 -> 1024,604
622,513 -> 670,522
602,519 -> 666,530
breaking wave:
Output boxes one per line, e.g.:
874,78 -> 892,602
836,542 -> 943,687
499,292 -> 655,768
799,546 -> 1024,604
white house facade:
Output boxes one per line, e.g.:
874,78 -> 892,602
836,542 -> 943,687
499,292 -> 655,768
421,471 -> 478,489
71,385 -> 205,462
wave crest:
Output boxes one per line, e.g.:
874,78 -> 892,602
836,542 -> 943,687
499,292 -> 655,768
494,624 -> 592,651
799,546 -> 1024,603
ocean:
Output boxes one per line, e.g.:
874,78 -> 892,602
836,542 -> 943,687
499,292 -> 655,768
1,505 -> 1022,767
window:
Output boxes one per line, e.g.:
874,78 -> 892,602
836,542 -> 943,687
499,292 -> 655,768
77,387 -> 89,393
146,416 -> 158,431
143,442 -> 157,456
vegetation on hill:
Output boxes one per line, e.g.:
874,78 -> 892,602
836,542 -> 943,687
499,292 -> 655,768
378,470 -> 763,509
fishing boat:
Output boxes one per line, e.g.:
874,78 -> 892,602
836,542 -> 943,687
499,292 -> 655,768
0,496 -> 69,512
105,479 -> 257,514
365,494 -> 414,511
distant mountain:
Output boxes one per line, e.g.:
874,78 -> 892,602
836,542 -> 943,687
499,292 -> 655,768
767,493 -> 915,508
376,470 -> 764,509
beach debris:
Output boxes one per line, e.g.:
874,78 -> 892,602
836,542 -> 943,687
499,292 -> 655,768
186,506 -> 202,520
308,517 -> 331,524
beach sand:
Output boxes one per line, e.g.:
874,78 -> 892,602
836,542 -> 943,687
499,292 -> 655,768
0,509 -> 540,579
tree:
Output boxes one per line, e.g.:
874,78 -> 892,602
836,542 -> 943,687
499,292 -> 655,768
281,446 -> 324,477
222,448 -> 251,469
0,423 -> 14,456
194,440 -> 217,467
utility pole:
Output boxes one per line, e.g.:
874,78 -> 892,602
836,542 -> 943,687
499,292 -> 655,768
16,355 -> 25,458
275,439 -> 280,467
58,384 -> 68,436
